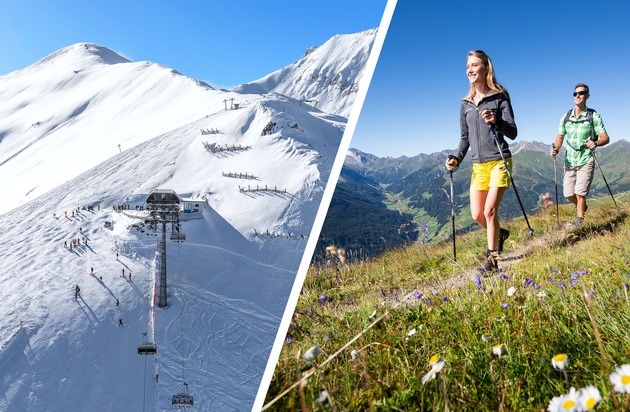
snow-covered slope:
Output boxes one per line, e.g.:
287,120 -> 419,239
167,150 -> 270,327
0,43 -> 220,215
231,29 -> 376,118
0,29 -> 371,412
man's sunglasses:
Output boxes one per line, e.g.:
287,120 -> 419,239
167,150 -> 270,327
573,91 -> 588,97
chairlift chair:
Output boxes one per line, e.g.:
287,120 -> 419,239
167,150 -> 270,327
172,382 -> 193,407
137,342 -> 157,355
170,232 -> 186,242
170,223 -> 186,242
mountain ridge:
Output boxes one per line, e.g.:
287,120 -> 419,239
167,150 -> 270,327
316,140 -> 630,259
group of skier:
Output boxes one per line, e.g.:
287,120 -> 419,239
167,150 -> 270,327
57,206 -> 133,329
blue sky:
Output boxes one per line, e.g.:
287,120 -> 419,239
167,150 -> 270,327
0,0 -> 387,88
353,0 -> 630,157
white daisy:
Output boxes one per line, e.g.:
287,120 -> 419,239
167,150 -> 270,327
609,364 -> 630,393
547,387 -> 579,412
429,354 -> 444,367
350,349 -> 358,360
577,385 -> 601,410
315,390 -> 329,404
303,345 -> 321,362
421,355 -> 445,385
406,328 -> 417,338
507,286 -> 517,297
481,333 -> 493,343
492,343 -> 505,357
552,354 -> 568,370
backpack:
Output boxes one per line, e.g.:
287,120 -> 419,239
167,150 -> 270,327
562,108 -> 597,141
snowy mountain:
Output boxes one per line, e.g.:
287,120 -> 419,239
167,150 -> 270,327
232,29 -> 377,118
0,30 -> 375,412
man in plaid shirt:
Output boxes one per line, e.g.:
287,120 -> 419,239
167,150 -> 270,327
550,83 -> 609,226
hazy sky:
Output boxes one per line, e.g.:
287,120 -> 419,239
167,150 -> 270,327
353,0 -> 630,157
0,0 -> 387,88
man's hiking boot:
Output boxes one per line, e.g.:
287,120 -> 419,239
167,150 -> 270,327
498,228 -> 510,254
574,217 -> 584,227
475,252 -> 499,277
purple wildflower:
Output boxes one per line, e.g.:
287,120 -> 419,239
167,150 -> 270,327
551,268 -> 558,274
442,296 -> 448,302
426,298 -> 433,307
501,302 -> 509,309
625,283 -> 629,291
286,336 -> 294,345
557,282 -> 566,289
524,278 -> 534,287
534,283 -> 541,289
570,280 -> 578,288
474,276 -> 482,289
318,294 -> 328,302
500,274 -> 509,281
571,272 -> 580,281
414,291 -> 423,300
578,268 -> 587,276
616,290 -> 621,297
589,290 -> 595,299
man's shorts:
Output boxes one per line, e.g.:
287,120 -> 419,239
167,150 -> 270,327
471,158 -> 512,191
564,157 -> 595,197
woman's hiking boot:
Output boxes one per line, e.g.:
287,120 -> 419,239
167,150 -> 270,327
475,251 -> 499,277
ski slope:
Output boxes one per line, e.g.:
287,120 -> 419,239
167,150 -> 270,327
0,29 -> 374,411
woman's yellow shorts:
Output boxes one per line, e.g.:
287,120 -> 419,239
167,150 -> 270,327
471,158 -> 512,191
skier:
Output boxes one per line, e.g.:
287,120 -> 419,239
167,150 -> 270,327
116,252 -> 119,260
118,318 -> 124,327
121,268 -> 125,277
128,272 -> 132,281
90,267 -> 94,275
116,298 -> 120,307
75,285 -> 80,300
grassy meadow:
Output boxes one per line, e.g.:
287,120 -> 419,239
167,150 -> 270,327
264,193 -> 630,411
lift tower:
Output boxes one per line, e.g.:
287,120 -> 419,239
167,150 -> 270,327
145,189 -> 186,307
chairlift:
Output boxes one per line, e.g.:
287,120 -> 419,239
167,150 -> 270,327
172,382 -> 193,407
170,232 -> 186,242
137,342 -> 157,355
170,224 -> 186,242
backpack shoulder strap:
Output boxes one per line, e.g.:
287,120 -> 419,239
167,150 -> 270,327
562,109 -> 572,127
587,108 -> 596,140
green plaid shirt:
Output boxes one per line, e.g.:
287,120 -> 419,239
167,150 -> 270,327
558,108 -> 606,167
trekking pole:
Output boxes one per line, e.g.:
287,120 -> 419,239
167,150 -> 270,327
591,150 -> 620,211
490,125 -> 534,235
446,158 -> 457,261
552,145 -> 560,227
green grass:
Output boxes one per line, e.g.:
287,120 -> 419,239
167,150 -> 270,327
264,194 -> 630,411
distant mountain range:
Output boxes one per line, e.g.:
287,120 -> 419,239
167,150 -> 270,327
317,140 -> 630,259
